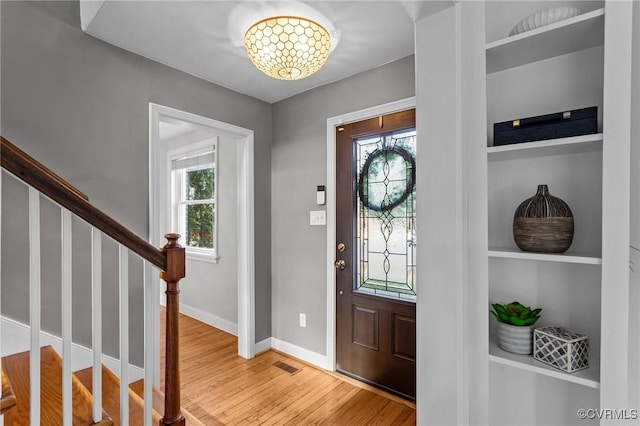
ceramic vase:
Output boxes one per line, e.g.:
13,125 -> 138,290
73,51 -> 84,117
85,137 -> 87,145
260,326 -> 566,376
513,184 -> 574,253
497,322 -> 534,355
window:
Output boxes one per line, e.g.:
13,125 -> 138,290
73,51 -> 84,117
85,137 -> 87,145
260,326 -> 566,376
170,140 -> 218,262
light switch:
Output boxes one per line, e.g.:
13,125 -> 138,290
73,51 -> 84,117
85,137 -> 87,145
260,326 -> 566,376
310,210 -> 326,226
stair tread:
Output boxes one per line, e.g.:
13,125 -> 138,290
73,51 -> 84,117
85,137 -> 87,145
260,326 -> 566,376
1,345 -> 111,426
75,365 -> 161,426
1,367 -> 17,415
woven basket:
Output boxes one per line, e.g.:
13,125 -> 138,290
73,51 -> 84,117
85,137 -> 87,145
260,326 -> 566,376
513,185 -> 574,253
534,326 -> 589,373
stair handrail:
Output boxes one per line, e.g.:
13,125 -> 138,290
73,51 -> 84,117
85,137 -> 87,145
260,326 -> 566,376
1,136 -> 166,270
1,136 -> 186,426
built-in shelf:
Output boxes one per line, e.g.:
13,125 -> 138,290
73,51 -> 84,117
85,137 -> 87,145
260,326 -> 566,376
487,133 -> 603,161
486,8 -> 605,74
489,337 -> 600,389
488,247 -> 602,265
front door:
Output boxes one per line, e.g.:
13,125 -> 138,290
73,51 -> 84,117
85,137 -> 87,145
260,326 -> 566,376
335,109 -> 417,400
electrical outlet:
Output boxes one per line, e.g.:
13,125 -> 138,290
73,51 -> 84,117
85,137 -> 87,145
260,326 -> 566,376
299,313 -> 306,328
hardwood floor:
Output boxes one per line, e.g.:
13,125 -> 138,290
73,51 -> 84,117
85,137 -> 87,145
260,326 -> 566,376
159,308 -> 416,425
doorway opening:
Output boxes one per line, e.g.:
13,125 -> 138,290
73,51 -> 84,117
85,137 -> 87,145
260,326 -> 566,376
148,104 -> 255,386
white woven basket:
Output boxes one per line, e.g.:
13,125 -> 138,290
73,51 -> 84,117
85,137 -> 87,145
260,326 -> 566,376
533,326 -> 589,373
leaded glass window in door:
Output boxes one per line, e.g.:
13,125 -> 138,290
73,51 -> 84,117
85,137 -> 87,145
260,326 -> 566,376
356,129 -> 416,301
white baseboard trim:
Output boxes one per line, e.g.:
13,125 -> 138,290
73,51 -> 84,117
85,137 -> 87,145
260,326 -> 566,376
160,301 -> 239,336
1,316 -> 144,383
270,338 -> 328,369
254,337 -> 272,355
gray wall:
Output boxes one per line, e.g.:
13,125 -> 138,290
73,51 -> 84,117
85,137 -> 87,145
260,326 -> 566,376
270,55 -> 415,354
1,1 -> 272,365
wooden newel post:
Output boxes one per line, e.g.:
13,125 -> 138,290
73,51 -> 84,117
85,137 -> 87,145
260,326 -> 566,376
160,233 -> 186,426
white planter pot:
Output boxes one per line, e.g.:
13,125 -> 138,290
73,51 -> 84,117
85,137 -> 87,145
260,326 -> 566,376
497,322 -> 534,355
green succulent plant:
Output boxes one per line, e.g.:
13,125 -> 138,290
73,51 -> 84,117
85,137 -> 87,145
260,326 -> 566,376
491,301 -> 541,326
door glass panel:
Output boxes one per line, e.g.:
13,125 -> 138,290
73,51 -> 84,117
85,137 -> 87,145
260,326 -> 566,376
355,129 -> 416,301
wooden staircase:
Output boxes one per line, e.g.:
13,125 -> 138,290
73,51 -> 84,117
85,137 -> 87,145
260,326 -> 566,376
1,346 -> 201,425
1,137 -> 191,425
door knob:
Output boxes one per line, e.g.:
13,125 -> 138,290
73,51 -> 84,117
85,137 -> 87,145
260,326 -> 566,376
334,259 -> 346,270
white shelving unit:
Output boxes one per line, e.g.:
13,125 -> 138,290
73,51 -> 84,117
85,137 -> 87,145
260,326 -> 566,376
417,1 -> 635,423
478,1 -> 633,424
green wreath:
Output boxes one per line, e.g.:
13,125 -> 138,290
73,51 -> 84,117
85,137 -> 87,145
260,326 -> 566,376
358,146 -> 416,212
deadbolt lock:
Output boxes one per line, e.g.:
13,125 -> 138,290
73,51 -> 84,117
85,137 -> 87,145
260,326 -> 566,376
337,243 -> 346,252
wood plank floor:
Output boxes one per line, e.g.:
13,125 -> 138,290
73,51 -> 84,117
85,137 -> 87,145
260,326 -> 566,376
159,308 -> 416,425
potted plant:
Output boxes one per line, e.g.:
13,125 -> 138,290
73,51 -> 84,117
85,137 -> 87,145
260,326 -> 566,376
491,301 -> 542,355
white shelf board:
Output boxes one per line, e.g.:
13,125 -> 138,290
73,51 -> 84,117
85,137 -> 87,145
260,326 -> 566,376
486,8 -> 604,74
487,133 -> 603,161
489,337 -> 600,389
489,247 -> 602,265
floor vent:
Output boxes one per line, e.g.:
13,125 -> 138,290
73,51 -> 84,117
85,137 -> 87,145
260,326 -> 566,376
273,361 -> 299,374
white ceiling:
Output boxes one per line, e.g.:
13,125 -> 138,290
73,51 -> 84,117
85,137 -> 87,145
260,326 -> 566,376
80,1 -> 452,104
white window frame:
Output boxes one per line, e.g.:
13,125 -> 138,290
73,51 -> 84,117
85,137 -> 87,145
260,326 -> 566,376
168,138 -> 219,263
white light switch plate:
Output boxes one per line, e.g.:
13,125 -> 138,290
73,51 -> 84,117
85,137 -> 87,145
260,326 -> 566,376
310,210 -> 326,226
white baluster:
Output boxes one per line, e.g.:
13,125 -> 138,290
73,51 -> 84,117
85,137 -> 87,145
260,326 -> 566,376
92,229 -> 103,423
61,210 -> 72,426
28,188 -> 41,425
119,246 -> 129,425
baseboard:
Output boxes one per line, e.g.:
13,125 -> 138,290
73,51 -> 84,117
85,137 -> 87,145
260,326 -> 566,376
254,337 -> 272,355
177,303 -> 238,336
270,338 -> 328,369
1,317 -> 144,383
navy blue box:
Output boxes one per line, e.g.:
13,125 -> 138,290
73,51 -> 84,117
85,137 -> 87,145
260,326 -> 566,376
493,106 -> 597,146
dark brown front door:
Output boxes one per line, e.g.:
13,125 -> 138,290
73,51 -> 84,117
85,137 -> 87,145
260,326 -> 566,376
335,109 -> 416,400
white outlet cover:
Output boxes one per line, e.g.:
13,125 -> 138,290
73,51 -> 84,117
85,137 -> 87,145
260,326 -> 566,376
310,210 -> 326,226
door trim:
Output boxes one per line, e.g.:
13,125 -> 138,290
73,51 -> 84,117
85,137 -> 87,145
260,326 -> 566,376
149,103 -> 256,373
325,97 -> 416,371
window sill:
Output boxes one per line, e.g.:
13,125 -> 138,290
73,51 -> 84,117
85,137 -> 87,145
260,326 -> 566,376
186,250 -> 219,264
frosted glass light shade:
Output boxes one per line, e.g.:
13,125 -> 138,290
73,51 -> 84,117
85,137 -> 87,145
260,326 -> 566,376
244,16 -> 331,80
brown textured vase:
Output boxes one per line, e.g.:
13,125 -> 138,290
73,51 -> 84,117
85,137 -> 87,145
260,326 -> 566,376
513,184 -> 574,253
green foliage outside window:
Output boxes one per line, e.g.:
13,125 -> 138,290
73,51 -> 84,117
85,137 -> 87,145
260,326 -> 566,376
186,167 -> 214,248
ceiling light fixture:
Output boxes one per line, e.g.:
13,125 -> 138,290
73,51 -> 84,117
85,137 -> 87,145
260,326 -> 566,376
244,16 -> 331,80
